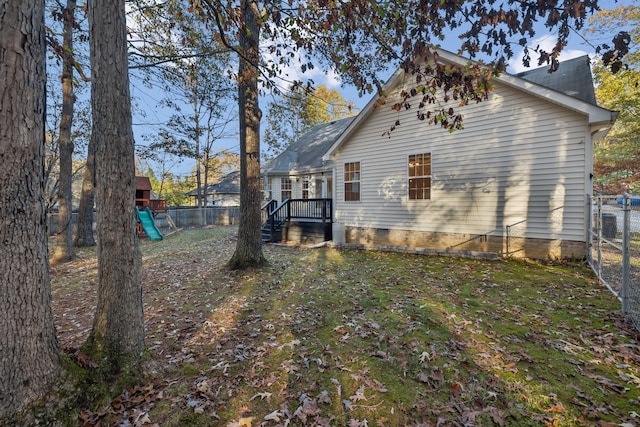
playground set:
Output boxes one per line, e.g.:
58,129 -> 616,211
135,176 -> 177,240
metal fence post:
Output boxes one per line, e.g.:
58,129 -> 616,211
597,195 -> 602,279
622,194 -> 631,313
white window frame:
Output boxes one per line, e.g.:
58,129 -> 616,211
344,161 -> 361,202
281,177 -> 292,201
408,153 -> 431,200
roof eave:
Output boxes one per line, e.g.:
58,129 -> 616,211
323,68 -> 407,161
322,51 -> 486,160
266,165 -> 333,176
496,73 -> 615,125
323,50 -> 617,160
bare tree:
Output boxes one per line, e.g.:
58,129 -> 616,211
51,0 -> 78,263
74,134 -> 96,247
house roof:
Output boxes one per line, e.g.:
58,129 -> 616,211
323,50 -> 617,160
516,55 -> 597,105
262,117 -> 355,175
186,170 -> 240,196
135,176 -> 152,191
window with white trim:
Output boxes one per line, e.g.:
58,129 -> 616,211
344,162 -> 360,201
408,153 -> 431,200
281,178 -> 292,201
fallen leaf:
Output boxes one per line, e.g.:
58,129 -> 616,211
430,366 -> 444,381
418,372 -> 429,383
318,390 -> 332,404
547,402 -> 565,414
294,400 -> 321,423
264,410 -> 283,422
133,410 -> 151,426
350,385 -> 368,402
449,382 -> 462,397
419,351 -> 432,364
250,391 -> 272,401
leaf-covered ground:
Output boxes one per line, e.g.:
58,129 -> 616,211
50,227 -> 640,426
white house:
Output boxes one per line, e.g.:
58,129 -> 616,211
263,117 -> 354,203
322,52 -> 616,259
186,171 -> 241,206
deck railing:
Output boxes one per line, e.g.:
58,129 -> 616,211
261,198 -> 332,242
261,199 -> 278,223
287,198 -> 332,222
149,199 -> 167,212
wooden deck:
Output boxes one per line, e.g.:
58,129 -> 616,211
261,198 -> 332,243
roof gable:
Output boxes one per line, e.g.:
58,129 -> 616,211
516,55 -> 597,105
135,176 -> 152,191
324,50 -> 615,160
186,170 -> 240,196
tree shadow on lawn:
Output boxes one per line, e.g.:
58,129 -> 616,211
51,228 -> 640,426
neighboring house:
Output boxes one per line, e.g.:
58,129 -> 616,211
321,52 -> 616,259
262,117 -> 355,203
187,171 -> 241,206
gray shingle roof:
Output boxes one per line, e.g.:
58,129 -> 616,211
186,170 -> 240,196
516,55 -> 597,105
262,117 -> 355,175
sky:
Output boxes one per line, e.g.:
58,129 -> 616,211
128,0 -> 635,178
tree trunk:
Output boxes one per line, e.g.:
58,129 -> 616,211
74,139 -> 96,247
52,0 -> 77,263
194,98 -> 205,226
84,0 -> 145,374
227,0 -> 266,269
0,0 -> 62,420
203,149 -> 209,225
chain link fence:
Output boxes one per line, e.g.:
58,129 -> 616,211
588,194 -> 640,330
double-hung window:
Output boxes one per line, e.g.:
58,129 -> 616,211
344,162 -> 360,201
408,153 -> 431,200
281,178 -> 292,201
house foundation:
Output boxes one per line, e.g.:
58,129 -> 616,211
342,226 -> 587,260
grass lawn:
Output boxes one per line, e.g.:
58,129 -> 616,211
50,226 -> 640,426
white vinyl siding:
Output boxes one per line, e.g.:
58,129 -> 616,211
267,173 -> 330,202
269,177 -> 281,202
333,79 -> 590,241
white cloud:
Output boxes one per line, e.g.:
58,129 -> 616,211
508,34 -> 591,73
260,20 -> 344,93
261,47 -> 344,93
